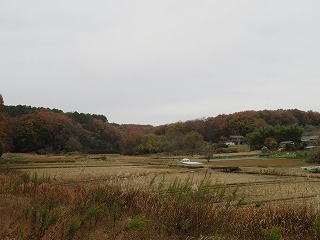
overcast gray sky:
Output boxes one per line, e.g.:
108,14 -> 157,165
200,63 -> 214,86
1,1 -> 320,125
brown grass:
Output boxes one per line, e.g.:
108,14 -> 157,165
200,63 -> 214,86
1,154 -> 320,239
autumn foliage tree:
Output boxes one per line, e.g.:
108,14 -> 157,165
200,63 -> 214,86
182,131 -> 207,155
11,110 -> 73,153
6,107 -> 120,154
84,118 -> 122,153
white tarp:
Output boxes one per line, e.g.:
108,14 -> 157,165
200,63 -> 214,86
180,158 -> 203,164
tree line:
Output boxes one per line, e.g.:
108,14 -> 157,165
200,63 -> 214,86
0,94 -> 320,156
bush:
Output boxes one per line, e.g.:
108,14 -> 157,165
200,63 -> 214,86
214,148 -> 238,154
264,138 -> 278,151
260,147 -> 270,155
307,149 -> 320,164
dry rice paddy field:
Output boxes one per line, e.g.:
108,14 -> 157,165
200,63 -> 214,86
3,153 -> 320,206
2,153 -> 320,239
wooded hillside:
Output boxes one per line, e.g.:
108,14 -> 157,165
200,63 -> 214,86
1,94 -> 320,156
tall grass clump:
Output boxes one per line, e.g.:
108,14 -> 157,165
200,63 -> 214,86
144,173 -> 241,237
124,215 -> 147,231
264,226 -> 282,240
65,218 -> 81,239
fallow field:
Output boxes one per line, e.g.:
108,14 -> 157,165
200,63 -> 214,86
1,152 -> 320,239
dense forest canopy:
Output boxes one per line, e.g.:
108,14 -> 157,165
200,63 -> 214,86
0,95 -> 320,156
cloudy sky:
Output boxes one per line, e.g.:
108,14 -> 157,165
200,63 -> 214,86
1,1 -> 320,125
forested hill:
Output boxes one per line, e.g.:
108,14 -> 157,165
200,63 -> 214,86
1,101 -> 320,156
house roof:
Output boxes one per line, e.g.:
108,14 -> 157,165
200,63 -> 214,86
279,141 -> 294,144
301,135 -> 319,142
229,135 -> 245,139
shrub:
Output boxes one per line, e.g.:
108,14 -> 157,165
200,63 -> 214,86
264,138 -> 278,151
260,147 -> 270,155
214,148 -> 238,154
307,149 -> 320,164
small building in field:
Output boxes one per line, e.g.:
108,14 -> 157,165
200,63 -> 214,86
225,141 -> 235,146
279,141 -> 294,151
228,135 -> 245,145
301,135 -> 319,144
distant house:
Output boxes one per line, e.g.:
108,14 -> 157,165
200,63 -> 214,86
279,141 -> 294,144
279,141 -> 294,151
228,135 -> 245,145
301,135 -> 319,143
225,140 -> 235,146
301,135 -> 320,150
